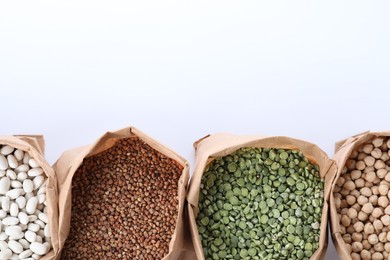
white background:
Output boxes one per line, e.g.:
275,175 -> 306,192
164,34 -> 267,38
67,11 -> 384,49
1,1 -> 390,259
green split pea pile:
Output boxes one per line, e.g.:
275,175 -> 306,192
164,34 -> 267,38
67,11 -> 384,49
197,147 -> 325,260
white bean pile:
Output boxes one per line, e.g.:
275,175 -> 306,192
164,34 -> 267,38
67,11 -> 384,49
0,145 -> 51,259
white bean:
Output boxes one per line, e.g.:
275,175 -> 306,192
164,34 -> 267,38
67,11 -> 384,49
7,155 -> 18,169
37,213 -> 48,224
0,232 -> 8,241
0,248 -> 12,259
37,194 -> 45,204
23,180 -> 34,193
27,168 -> 43,178
43,225 -> 50,238
24,192 -> 34,202
34,220 -> 44,229
27,224 -> 39,233
19,249 -> 33,259
18,212 -> 29,225
0,240 -> 8,250
22,153 -> 30,165
15,164 -> 29,173
6,189 -> 24,200
26,197 -> 38,215
16,197 -> 26,209
17,172 -> 28,182
0,155 -> 9,170
0,146 -> 14,156
2,196 -> 10,211
24,231 -> 36,243
2,217 -> 19,226
0,171 -> 5,177
8,240 -> 23,254
0,177 -> 10,195
28,215 -> 37,222
0,210 -> 6,219
5,226 -> 22,237
32,176 -> 44,190
13,150 -> 24,162
10,203 -> 18,217
9,232 -> 25,240
18,239 -> 30,249
10,180 -> 22,189
37,185 -> 46,195
6,170 -> 17,180
28,160 -> 39,169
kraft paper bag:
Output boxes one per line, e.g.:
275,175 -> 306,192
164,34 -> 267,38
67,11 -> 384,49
330,131 -> 389,260
0,135 -> 59,260
53,127 -> 189,260
187,133 -> 337,260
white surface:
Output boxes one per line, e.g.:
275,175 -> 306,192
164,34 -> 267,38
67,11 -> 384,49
1,1 -> 390,259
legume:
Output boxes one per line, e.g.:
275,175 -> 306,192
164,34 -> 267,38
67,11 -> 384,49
61,137 -> 183,259
197,147 -> 324,260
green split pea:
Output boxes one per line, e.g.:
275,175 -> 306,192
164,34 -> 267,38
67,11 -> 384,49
196,147 -> 324,260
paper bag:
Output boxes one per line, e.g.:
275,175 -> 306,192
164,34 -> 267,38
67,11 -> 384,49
187,133 -> 337,260
53,127 -> 189,260
330,131 -> 390,260
0,135 -> 59,260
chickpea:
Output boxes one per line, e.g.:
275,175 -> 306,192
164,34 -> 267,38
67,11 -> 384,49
381,215 -> 390,226
356,161 -> 367,170
374,242 -> 384,252
362,202 -> 374,214
379,196 -> 390,208
358,211 -> 368,221
369,234 -> 379,245
375,160 -> 386,170
365,156 -> 376,167
348,208 -> 358,219
370,195 -> 379,205
352,232 -> 363,242
364,223 -> 375,235
354,221 -> 364,233
372,207 -> 384,218
384,205 -> 390,215
378,169 -> 388,179
360,249 -> 371,260
372,252 -> 384,260
355,178 -> 365,188
380,184 -> 390,196
373,138 -> 384,148
351,252 -> 361,260
384,242 -> 390,252
379,232 -> 387,243
344,180 -> 357,191
364,144 -> 375,154
351,170 -> 362,180
374,219 -> 384,231
365,171 -> 377,182
343,233 -> 352,244
361,187 -> 373,197
346,159 -> 357,170
357,195 -> 369,205
337,176 -> 346,186
362,239 -> 371,250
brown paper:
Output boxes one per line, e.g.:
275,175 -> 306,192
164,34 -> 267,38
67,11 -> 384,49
0,135 -> 59,260
330,131 -> 390,260
53,127 -> 190,260
187,133 -> 337,260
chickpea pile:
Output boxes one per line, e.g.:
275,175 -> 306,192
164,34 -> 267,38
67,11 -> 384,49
334,137 -> 390,260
